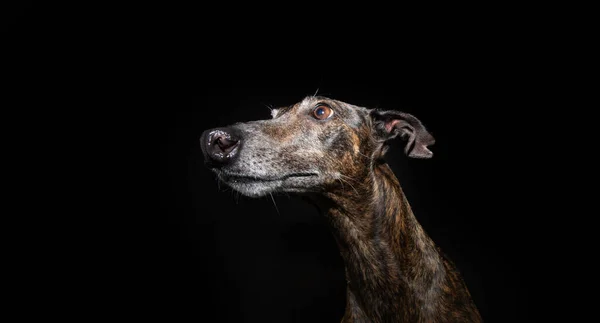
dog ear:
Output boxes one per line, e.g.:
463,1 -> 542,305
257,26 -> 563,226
370,109 -> 435,159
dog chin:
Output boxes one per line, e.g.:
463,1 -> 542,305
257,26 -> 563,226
225,180 -> 281,197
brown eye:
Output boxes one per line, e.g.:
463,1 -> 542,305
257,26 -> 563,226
312,104 -> 333,120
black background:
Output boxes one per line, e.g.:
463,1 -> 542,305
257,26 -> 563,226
5,3 -> 559,322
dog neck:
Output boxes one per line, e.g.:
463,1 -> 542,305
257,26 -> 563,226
311,163 -> 480,322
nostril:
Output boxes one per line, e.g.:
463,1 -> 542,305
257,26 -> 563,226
214,136 -> 239,151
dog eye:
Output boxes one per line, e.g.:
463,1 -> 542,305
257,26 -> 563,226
312,104 -> 333,120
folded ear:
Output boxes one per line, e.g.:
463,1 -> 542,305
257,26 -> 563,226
370,109 -> 435,159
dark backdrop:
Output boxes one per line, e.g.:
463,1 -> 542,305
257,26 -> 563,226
5,4 -> 550,322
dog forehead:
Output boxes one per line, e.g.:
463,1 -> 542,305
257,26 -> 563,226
298,96 -> 347,108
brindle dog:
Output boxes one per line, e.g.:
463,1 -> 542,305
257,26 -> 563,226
200,96 -> 482,322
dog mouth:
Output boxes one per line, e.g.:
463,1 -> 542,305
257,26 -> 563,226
216,171 -> 319,197
219,172 -> 318,184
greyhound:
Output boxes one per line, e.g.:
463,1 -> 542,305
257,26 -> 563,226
200,96 -> 482,322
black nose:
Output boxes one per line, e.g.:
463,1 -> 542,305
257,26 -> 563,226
200,127 -> 241,167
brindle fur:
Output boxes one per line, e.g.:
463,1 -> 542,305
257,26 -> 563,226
200,96 -> 482,322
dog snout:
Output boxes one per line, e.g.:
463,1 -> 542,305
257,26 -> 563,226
200,127 -> 241,167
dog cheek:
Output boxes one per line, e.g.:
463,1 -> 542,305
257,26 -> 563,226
276,147 -> 320,172
330,131 -> 356,160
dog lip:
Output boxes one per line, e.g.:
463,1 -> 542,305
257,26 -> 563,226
220,172 -> 318,183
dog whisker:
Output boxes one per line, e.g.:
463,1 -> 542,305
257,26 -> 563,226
269,192 -> 280,215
